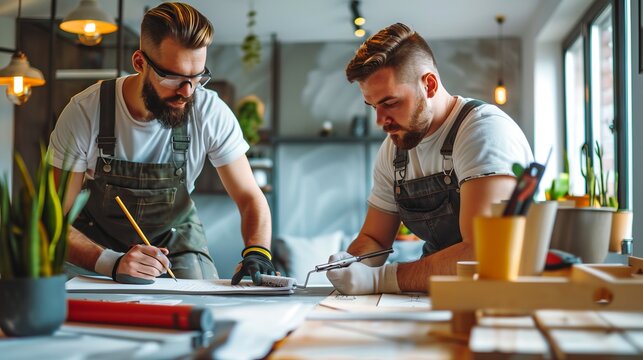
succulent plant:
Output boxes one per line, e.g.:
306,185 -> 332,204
0,147 -> 90,279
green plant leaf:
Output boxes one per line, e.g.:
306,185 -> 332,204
511,163 -> 524,178
44,164 -> 63,260
0,175 -> 13,278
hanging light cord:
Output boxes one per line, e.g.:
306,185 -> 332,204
16,0 -> 22,49
496,15 -> 504,84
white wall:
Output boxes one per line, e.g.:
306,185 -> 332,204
521,0 -> 596,195
0,17 -> 14,186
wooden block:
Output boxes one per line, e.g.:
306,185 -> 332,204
469,326 -> 548,359
430,274 -> 643,312
598,312 -> 643,330
534,310 -> 609,330
629,256 -> 643,274
548,329 -> 639,359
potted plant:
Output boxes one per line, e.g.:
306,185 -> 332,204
0,148 -> 89,336
237,95 -> 272,189
550,142 -> 615,263
236,94 -> 264,147
592,141 -> 634,253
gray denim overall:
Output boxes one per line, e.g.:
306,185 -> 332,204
394,100 -> 483,256
73,79 -> 218,279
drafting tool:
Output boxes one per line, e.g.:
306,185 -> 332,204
259,248 -> 394,289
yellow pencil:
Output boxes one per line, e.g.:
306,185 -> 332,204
114,196 -> 177,282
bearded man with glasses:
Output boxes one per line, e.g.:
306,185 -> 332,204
47,2 -> 275,285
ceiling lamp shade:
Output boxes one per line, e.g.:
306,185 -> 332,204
0,51 -> 46,105
60,0 -> 117,46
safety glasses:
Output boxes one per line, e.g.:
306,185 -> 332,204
140,51 -> 211,90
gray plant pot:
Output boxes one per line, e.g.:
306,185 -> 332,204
0,274 -> 67,337
549,207 -> 614,263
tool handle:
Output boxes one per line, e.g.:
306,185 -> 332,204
67,299 -> 214,331
315,257 -> 358,272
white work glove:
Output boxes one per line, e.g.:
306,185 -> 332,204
326,251 -> 400,295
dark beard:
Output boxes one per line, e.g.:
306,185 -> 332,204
389,93 -> 432,150
142,79 -> 194,129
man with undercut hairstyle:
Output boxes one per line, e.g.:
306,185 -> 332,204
327,23 -> 533,294
48,2 -> 275,284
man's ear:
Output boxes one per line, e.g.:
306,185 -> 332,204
132,51 -> 145,73
422,72 -> 438,98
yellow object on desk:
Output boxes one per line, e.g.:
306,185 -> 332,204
114,196 -> 177,282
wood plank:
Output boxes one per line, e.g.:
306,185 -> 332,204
548,329 -> 639,359
430,274 -> 643,312
533,310 -> 609,330
469,326 -> 548,360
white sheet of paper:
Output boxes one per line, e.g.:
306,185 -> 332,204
66,276 -> 293,295
213,302 -> 315,360
377,294 -> 431,308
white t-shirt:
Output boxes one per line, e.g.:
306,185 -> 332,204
48,76 -> 249,193
369,96 -> 533,214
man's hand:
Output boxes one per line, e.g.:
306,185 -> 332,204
231,246 -> 276,285
326,251 -> 400,295
114,244 -> 171,282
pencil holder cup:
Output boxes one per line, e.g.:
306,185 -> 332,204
0,274 -> 67,336
519,201 -> 559,275
474,216 -> 526,281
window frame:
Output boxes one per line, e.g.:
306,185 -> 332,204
562,0 -> 629,209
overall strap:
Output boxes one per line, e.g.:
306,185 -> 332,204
171,119 -> 190,176
440,99 -> 485,157
439,99 -> 485,178
393,147 -> 409,187
97,79 -> 117,157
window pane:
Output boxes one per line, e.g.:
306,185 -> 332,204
564,36 -> 586,196
590,5 -> 616,197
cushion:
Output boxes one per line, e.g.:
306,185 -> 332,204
272,231 -> 345,286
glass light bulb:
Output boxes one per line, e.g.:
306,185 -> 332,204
6,84 -> 32,105
12,76 -> 24,95
84,22 -> 97,34
354,28 -> 366,38
78,33 -> 103,46
494,84 -> 507,105
354,17 -> 366,26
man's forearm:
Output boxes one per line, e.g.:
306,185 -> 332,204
239,194 -> 272,248
397,241 -> 474,292
67,226 -> 104,271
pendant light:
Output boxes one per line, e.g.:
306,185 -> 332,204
0,0 -> 46,105
494,15 -> 507,105
351,0 -> 366,38
60,0 -> 118,46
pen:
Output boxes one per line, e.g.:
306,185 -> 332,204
114,196 -> 177,282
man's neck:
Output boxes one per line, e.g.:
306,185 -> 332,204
122,75 -> 155,121
426,91 -> 457,136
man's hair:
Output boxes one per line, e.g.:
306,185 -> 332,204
141,2 -> 213,49
346,23 -> 438,84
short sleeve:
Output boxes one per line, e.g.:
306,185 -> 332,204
454,106 -> 533,184
201,94 -> 250,168
47,96 -> 94,172
367,140 -> 398,214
